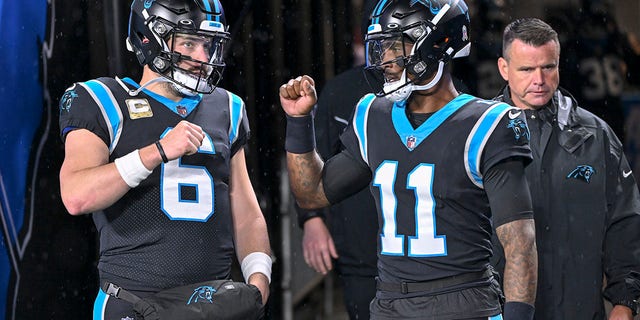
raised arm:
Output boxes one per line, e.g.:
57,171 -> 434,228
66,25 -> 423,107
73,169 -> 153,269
279,75 -> 331,209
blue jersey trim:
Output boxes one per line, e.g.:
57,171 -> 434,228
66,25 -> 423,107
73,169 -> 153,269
93,289 -> 107,320
227,92 -> 243,145
391,94 -> 475,151
465,102 -> 512,188
81,80 -> 123,153
353,94 -> 376,164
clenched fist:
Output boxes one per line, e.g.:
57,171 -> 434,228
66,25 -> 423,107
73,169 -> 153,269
279,75 -> 317,117
159,120 -> 205,160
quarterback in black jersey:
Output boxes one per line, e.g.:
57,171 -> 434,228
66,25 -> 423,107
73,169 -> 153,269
58,1 -> 271,319
280,0 -> 537,319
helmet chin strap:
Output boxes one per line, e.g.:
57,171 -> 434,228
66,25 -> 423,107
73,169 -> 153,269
116,75 -> 203,98
117,76 -> 173,96
117,70 -> 211,97
383,61 -> 445,102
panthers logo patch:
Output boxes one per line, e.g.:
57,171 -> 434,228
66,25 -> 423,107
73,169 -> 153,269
59,89 -> 78,114
187,285 -> 216,304
507,118 -> 530,142
566,165 -> 596,183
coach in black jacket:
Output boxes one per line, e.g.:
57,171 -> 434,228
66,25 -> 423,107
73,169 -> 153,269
491,18 -> 640,319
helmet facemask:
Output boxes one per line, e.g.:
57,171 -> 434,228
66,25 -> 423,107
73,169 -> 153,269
365,21 -> 441,101
363,0 -> 471,102
149,18 -> 230,95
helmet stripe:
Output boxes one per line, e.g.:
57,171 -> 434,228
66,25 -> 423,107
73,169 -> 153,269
431,3 -> 450,25
371,0 -> 390,24
200,0 -> 214,22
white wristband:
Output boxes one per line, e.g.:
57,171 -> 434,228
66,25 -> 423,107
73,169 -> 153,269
114,149 -> 152,188
241,252 -> 272,284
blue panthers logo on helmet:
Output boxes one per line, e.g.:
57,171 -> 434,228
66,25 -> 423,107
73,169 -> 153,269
187,285 -> 216,305
507,118 -> 530,142
59,89 -> 78,114
410,0 -> 442,14
567,165 -> 596,183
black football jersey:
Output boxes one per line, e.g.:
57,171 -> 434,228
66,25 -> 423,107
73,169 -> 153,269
340,94 -> 531,296
59,77 -> 249,291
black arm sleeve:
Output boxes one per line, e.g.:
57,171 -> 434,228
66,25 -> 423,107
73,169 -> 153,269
322,149 -> 372,205
484,158 -> 534,227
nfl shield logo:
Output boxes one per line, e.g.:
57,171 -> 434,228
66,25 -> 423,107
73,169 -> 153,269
177,105 -> 187,116
406,136 -> 416,149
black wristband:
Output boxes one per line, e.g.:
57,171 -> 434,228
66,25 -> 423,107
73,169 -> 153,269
155,140 -> 169,163
297,209 -> 325,229
503,301 -> 535,320
285,115 -> 316,154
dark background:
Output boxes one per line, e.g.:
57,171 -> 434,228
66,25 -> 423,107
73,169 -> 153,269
3,0 -> 639,319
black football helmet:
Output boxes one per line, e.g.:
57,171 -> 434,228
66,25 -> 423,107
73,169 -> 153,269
365,0 -> 471,101
127,0 -> 230,95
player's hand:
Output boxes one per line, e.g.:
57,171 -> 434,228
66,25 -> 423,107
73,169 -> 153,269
248,272 -> 270,305
302,217 -> 338,275
608,304 -> 633,320
158,120 -> 205,160
279,75 -> 317,117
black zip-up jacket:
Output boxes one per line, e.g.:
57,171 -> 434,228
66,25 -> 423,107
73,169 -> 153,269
491,86 -> 640,319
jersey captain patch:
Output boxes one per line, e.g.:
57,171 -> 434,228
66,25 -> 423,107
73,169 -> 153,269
126,98 -> 153,119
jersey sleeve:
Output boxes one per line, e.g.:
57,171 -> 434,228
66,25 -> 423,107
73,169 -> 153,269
58,81 -> 112,147
484,159 -> 534,227
339,93 -> 377,166
481,105 -> 533,174
227,92 -> 250,157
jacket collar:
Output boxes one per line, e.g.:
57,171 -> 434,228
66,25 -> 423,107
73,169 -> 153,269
496,86 -> 592,153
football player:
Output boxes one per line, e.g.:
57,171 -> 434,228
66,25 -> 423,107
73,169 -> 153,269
58,1 -> 271,319
280,0 -> 537,319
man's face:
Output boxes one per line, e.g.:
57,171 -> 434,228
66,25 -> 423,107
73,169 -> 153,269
367,37 -> 415,83
498,39 -> 560,110
171,33 -> 215,75
380,39 -> 412,81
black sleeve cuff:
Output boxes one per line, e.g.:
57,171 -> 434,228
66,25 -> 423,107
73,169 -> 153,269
296,208 -> 325,229
503,301 -> 535,320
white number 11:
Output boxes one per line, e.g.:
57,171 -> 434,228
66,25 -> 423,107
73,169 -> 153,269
373,161 -> 447,257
